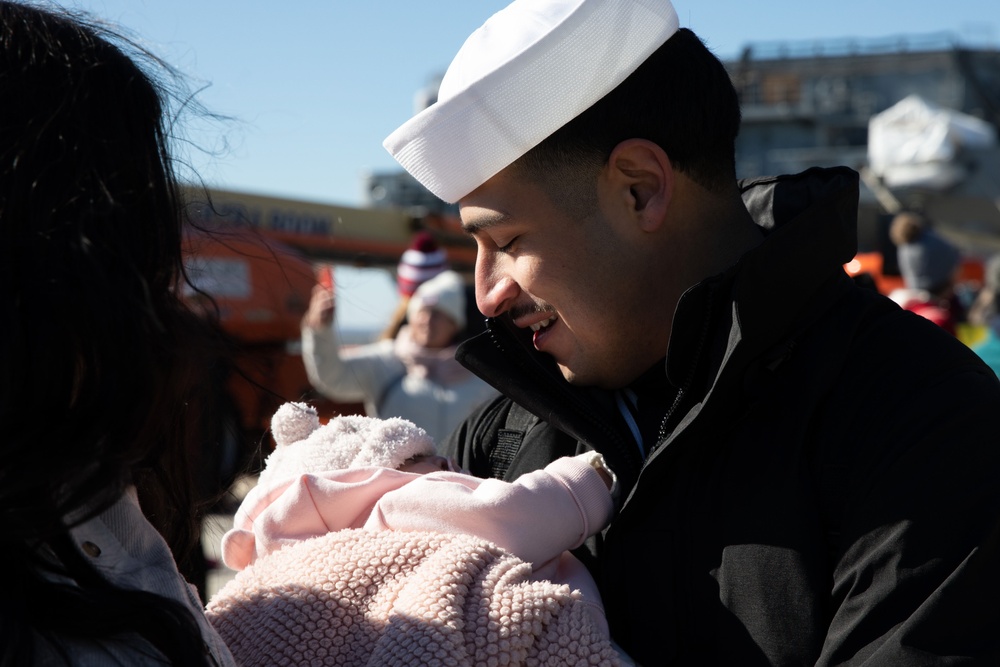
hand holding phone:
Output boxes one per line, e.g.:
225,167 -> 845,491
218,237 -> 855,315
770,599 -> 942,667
316,264 -> 335,292
304,266 -> 336,329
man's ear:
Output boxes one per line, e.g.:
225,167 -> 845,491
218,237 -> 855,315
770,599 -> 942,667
606,139 -> 673,232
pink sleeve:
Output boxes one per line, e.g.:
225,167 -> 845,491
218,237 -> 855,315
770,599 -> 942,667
366,454 -> 613,568
221,468 -> 414,570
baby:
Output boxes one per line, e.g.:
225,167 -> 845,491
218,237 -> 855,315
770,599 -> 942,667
207,402 -> 628,666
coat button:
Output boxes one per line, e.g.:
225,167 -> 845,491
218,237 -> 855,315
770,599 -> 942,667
81,541 -> 102,557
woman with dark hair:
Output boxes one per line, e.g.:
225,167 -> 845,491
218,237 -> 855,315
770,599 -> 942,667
0,2 -> 235,664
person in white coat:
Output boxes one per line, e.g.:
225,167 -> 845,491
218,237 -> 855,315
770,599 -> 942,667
302,269 -> 499,443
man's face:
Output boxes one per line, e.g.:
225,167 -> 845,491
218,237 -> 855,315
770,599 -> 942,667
460,167 -> 658,389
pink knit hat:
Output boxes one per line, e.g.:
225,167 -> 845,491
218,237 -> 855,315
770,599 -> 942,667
397,231 -> 448,297
264,402 -> 436,486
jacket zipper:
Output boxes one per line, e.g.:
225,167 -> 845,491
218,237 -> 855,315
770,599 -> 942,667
653,282 -> 717,453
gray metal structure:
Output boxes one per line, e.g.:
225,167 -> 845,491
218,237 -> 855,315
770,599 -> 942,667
730,32 -> 1000,253
367,32 -> 1000,253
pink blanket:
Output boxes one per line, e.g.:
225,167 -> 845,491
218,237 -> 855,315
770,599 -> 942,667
207,528 -> 621,666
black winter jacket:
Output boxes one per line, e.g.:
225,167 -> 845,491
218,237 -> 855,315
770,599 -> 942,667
443,167 -> 1000,666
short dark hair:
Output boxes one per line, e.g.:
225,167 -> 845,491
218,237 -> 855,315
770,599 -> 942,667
515,28 -> 742,198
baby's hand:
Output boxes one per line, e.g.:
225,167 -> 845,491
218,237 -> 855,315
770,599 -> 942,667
578,451 -> 615,491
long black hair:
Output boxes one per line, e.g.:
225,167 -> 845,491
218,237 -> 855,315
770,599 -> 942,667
0,2 -> 219,663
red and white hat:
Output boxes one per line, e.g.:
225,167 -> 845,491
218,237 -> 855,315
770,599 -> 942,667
397,231 -> 448,297
383,0 -> 679,203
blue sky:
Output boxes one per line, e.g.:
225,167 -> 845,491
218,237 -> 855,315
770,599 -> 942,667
55,0 -> 998,207
43,0 -> 1000,329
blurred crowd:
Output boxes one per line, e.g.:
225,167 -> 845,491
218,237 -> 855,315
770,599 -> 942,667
852,210 -> 1000,378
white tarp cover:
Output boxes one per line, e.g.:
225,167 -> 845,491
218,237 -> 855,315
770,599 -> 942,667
868,94 -> 997,189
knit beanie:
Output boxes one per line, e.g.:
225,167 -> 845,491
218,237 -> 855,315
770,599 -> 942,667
897,229 -> 960,292
407,269 -> 467,331
263,402 -> 437,487
397,231 -> 448,297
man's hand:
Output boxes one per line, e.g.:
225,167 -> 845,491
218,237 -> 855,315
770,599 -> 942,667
302,284 -> 335,330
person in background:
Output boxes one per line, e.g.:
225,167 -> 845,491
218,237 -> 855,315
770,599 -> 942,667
0,2 -> 235,664
379,230 -> 449,341
887,210 -> 964,334
302,269 -> 498,443
382,0 -> 1000,663
969,254 -> 1000,378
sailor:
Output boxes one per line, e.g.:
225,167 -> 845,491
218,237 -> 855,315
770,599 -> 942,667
384,1 -> 1000,664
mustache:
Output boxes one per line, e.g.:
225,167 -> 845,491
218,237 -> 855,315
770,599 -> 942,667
507,303 -> 556,321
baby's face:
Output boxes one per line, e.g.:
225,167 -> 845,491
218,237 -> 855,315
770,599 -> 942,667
397,454 -> 455,474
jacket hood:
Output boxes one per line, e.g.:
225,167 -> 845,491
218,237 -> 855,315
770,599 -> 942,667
735,166 -> 859,339
665,166 -> 860,385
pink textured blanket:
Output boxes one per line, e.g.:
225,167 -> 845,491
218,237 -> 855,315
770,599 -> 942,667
207,528 -> 621,666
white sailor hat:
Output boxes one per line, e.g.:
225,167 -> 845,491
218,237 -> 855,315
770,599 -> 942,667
383,0 -> 679,204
